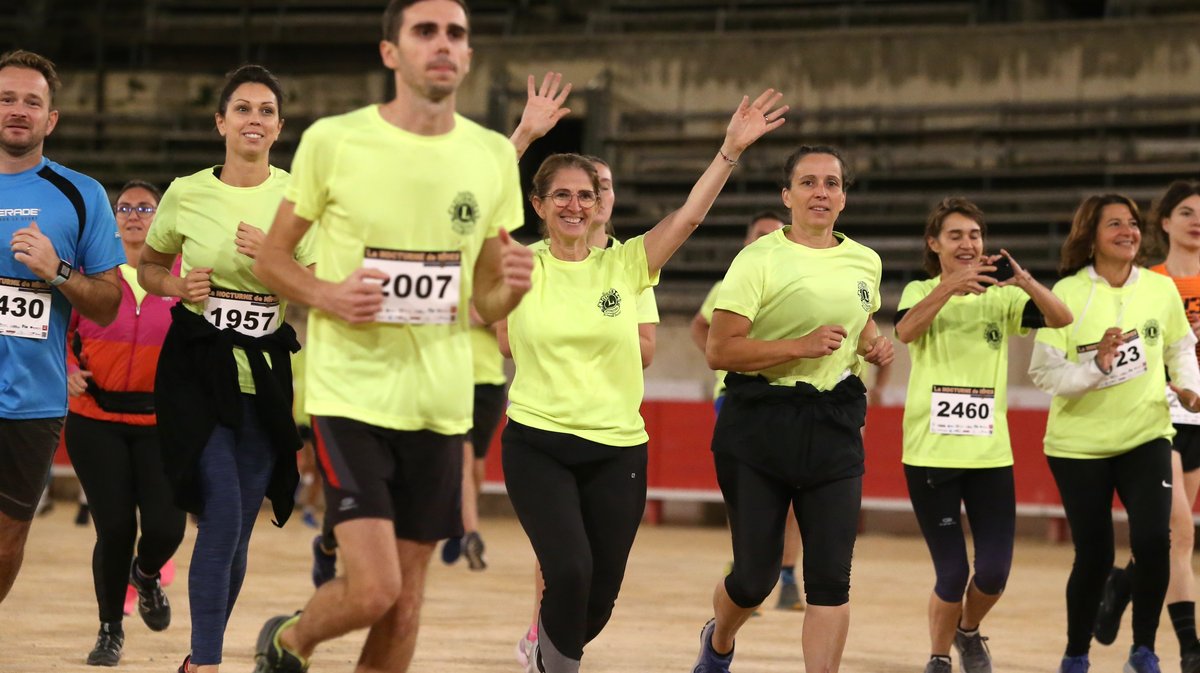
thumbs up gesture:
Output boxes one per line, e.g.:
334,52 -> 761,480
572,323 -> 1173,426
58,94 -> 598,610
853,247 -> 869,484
497,228 -> 533,294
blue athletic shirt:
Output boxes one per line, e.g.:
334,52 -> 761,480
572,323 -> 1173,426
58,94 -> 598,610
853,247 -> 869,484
0,158 -> 124,419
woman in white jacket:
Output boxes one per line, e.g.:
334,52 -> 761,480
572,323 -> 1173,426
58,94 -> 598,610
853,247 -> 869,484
1030,193 -> 1200,673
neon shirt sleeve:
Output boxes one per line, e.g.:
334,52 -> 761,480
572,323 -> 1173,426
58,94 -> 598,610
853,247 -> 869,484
699,282 -> 721,324
76,184 -> 123,274
637,286 -> 659,324
293,222 -> 318,267
286,122 -> 331,223
144,178 -> 184,255
714,246 -> 765,321
617,235 -> 658,293
485,139 -> 524,238
1006,287 -> 1031,337
897,279 -> 930,313
1034,279 -> 1072,353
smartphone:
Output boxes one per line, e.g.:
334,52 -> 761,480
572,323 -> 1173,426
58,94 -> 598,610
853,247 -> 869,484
984,256 -> 1015,283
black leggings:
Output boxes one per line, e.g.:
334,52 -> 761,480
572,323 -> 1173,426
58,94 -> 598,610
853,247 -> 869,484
502,420 -> 647,664
1048,438 -> 1173,656
65,413 -> 186,624
716,452 -> 861,607
904,465 -> 1015,602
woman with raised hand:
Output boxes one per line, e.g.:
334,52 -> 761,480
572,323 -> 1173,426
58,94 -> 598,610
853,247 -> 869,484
138,64 -> 312,673
65,180 -> 186,667
694,144 -> 893,673
500,90 -> 786,673
896,197 -> 1071,673
1030,194 -> 1200,673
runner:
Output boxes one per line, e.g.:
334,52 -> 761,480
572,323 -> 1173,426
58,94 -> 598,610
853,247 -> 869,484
896,196 -> 1071,673
65,179 -> 186,666
693,145 -> 893,673
1029,193 -> 1200,673
0,49 -> 123,607
138,64 -> 310,673
249,2 -> 534,672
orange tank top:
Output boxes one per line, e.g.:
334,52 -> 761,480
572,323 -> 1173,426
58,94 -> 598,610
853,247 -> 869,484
1151,263 -> 1200,359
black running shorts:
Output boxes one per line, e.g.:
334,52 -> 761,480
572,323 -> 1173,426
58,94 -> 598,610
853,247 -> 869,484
0,416 -> 65,521
311,416 -> 464,542
1174,423 -> 1200,473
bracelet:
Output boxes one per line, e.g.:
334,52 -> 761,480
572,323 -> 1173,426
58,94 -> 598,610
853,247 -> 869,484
718,148 -> 739,167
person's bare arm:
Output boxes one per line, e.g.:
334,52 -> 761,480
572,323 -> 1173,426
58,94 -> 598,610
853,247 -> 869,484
11,223 -> 121,325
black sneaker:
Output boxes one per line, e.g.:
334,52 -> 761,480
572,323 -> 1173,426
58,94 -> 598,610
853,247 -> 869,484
254,613 -> 309,673
129,557 -> 171,631
75,503 -> 90,526
464,531 -> 487,571
86,623 -> 123,666
1094,566 -> 1131,646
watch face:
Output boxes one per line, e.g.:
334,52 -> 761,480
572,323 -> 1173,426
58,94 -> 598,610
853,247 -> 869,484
57,261 -> 72,278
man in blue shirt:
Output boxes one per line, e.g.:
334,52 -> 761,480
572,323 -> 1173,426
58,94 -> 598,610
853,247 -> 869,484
0,50 -> 123,606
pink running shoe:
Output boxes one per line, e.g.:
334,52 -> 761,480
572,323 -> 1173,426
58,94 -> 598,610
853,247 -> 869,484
123,584 -> 136,616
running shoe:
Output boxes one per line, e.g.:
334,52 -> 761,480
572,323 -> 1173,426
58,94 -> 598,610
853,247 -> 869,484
1095,566 -> 1132,645
464,531 -> 487,571
311,535 -> 336,588
176,654 -> 191,673
86,623 -> 123,666
775,581 -> 804,611
1124,646 -> 1162,673
75,502 -> 90,526
1182,641 -> 1200,673
122,584 -> 136,616
953,629 -> 992,673
301,509 -> 318,529
1058,654 -> 1090,673
129,558 -> 170,631
923,657 -> 952,673
254,613 -> 309,673
515,633 -> 536,669
442,536 -> 463,565
692,618 -> 734,673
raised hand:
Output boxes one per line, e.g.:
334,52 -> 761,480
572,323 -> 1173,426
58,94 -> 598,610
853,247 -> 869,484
721,89 -> 789,160
317,267 -> 388,324
497,228 -> 533,294
940,260 -> 997,296
795,324 -> 848,359
993,249 -> 1034,289
510,72 -> 572,158
235,222 -> 267,259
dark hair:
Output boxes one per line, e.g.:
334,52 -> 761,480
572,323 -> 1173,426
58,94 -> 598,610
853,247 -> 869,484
781,145 -> 854,189
1059,194 -> 1144,276
383,0 -> 471,42
1145,180 -> 1200,259
0,49 -> 60,104
217,64 -> 284,118
116,179 -> 162,205
922,197 -> 987,277
530,154 -> 601,238
747,209 -> 786,236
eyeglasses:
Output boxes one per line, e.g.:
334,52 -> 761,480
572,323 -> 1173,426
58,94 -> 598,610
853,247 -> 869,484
116,205 -> 156,216
543,190 -> 598,208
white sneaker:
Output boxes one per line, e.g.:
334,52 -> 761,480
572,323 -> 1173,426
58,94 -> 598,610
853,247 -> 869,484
515,634 -> 536,671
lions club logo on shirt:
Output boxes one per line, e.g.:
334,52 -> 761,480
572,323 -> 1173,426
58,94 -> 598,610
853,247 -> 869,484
857,281 -> 871,312
984,322 -> 1002,350
1142,319 -> 1161,346
597,288 -> 621,317
448,192 -> 480,235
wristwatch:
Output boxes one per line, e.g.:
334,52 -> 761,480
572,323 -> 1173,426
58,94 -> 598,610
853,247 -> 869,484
49,259 -> 73,287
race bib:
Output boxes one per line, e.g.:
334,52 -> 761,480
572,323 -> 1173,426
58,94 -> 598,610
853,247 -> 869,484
1168,385 -> 1200,426
1078,329 -> 1147,390
204,288 -> 280,338
0,276 -> 51,340
929,385 -> 995,436
362,248 -> 462,325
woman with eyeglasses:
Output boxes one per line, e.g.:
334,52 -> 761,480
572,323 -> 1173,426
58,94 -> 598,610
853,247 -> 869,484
64,179 -> 186,667
138,64 -> 312,673
1030,194 -> 1200,673
496,90 -> 786,673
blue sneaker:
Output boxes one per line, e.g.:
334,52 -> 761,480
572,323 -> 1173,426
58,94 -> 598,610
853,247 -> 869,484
442,536 -> 463,565
1124,646 -> 1161,673
1058,654 -> 1089,673
692,619 -> 733,673
310,535 -> 336,588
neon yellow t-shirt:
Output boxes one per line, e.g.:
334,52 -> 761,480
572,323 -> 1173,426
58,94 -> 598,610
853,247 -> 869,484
507,236 -> 659,446
118,264 -> 147,307
288,106 -> 523,434
529,237 -> 658,324
146,166 -> 313,394
899,280 -> 1031,468
715,228 -> 881,390
1037,267 -> 1189,458
699,281 -> 728,399
471,325 -> 506,386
